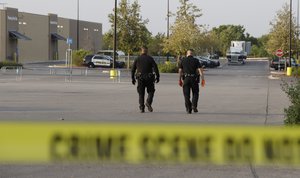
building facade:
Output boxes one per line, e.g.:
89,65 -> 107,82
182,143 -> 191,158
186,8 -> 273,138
0,7 -> 102,62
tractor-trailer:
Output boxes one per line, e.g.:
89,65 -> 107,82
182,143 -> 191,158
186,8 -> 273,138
226,41 -> 251,64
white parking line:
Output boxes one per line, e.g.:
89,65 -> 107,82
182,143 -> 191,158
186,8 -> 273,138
268,75 -> 280,80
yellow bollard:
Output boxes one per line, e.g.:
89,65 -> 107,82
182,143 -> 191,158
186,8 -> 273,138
110,69 -> 117,78
287,67 -> 292,76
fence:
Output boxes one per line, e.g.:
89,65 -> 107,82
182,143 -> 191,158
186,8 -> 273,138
0,65 -> 131,82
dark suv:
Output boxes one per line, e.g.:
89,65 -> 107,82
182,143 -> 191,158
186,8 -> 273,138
270,58 -> 283,70
270,58 -> 298,70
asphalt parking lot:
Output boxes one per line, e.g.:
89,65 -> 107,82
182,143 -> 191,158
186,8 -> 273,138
0,59 -> 288,124
0,59 -> 298,178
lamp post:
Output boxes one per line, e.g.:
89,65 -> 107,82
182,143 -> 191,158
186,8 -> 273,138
166,0 -> 170,61
290,0 -> 292,67
77,0 -> 80,50
297,0 -> 299,60
113,0 -> 117,69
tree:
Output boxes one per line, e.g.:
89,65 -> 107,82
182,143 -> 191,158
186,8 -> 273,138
199,29 -> 221,55
163,0 -> 203,58
250,35 -> 269,57
211,25 -> 247,56
266,3 -> 297,57
108,0 -> 151,56
148,33 -> 166,56
175,0 -> 202,23
245,33 -> 258,46
102,31 -> 113,50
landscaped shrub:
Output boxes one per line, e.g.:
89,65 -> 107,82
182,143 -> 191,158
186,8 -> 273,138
0,60 -> 23,69
72,49 -> 92,66
282,79 -> 300,125
158,62 -> 178,73
292,67 -> 300,77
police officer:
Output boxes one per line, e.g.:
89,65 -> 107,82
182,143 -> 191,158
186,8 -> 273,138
131,46 -> 160,113
178,49 -> 205,114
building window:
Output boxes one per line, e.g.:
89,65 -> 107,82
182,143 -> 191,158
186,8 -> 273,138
19,21 -> 27,25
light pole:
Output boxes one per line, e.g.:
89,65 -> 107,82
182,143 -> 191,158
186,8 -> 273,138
113,0 -> 117,69
290,0 -> 292,67
166,0 -> 170,61
297,0 -> 299,60
77,0 -> 80,50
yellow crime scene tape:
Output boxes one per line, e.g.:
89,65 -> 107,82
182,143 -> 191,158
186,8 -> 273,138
0,122 -> 299,165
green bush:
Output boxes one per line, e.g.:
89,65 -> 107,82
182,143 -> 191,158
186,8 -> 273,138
292,67 -> 300,77
0,60 -> 23,69
282,79 -> 300,125
72,49 -> 92,66
158,62 -> 178,73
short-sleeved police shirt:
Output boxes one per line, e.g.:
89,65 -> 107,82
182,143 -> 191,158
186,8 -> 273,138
131,54 -> 160,79
178,56 -> 202,75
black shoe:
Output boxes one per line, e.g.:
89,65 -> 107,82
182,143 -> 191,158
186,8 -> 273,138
139,106 -> 145,113
193,108 -> 198,113
186,108 -> 192,114
145,103 -> 153,112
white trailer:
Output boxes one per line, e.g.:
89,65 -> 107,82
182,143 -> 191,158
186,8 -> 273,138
226,41 -> 251,64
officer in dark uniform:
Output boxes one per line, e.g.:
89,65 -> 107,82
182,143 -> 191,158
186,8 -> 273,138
178,49 -> 205,114
131,46 -> 160,113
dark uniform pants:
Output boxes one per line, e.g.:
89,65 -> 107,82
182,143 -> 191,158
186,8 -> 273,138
137,77 -> 155,109
183,76 -> 199,110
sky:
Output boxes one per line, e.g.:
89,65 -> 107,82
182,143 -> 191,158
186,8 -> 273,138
1,0 -> 293,37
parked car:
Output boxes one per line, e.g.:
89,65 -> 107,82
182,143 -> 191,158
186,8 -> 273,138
196,56 -> 220,68
270,58 -> 298,70
97,50 -> 126,62
209,58 -> 220,67
270,58 -> 283,70
290,58 -> 298,67
196,56 -> 211,68
83,54 -> 125,68
208,53 -> 219,59
97,50 -> 125,56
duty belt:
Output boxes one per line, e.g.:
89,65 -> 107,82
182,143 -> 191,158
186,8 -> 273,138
184,73 -> 197,77
136,72 -> 154,76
